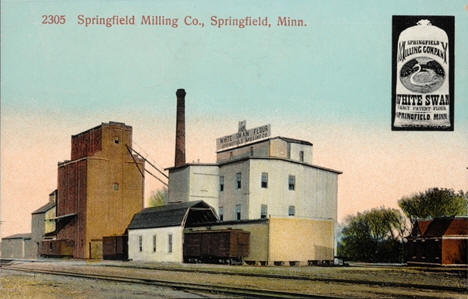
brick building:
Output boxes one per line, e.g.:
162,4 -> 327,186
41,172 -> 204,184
42,122 -> 144,259
407,217 -> 468,266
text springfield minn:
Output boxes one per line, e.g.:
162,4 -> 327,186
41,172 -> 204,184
43,15 -> 307,28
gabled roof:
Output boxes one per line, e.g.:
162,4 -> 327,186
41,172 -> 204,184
31,201 -> 56,215
410,220 -> 431,236
2,233 -> 32,240
444,218 -> 468,236
412,217 -> 468,238
127,201 -> 217,230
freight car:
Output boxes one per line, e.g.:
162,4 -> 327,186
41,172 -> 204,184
102,235 -> 128,260
183,229 -> 250,264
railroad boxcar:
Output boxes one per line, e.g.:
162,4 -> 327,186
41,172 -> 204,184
183,229 -> 250,264
102,235 -> 128,260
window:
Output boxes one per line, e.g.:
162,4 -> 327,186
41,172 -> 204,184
261,172 -> 268,188
236,172 -> 242,189
113,183 -> 119,191
299,151 -> 304,162
138,235 -> 143,252
250,146 -> 254,156
168,234 -> 173,253
219,207 -> 223,221
261,204 -> 268,219
153,235 -> 157,252
288,205 -> 295,216
219,176 -> 224,192
229,152 -> 233,160
114,136 -> 119,144
288,175 -> 295,191
235,204 -> 241,220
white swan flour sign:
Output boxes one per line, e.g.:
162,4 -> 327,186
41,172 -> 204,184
392,16 -> 454,131
216,121 -> 271,151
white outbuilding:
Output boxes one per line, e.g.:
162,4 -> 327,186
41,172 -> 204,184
127,201 -> 217,262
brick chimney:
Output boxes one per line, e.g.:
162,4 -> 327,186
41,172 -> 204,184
174,89 -> 186,167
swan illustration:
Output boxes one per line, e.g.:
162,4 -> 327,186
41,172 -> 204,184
410,63 -> 437,86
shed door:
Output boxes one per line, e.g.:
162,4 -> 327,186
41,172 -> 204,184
89,240 -> 103,259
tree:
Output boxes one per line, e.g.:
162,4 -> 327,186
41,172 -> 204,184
398,188 -> 467,223
338,207 -> 407,262
147,188 -> 168,207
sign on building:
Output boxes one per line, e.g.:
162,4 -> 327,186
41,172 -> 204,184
216,121 -> 271,151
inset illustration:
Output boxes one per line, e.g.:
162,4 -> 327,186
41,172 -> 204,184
392,16 -> 454,131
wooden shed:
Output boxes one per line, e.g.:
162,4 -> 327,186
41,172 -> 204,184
406,217 -> 468,266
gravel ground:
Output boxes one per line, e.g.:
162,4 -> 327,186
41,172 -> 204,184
2,260 -> 467,298
0,269 -> 221,299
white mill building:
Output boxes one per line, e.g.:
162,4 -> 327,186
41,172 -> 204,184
129,90 -> 341,264
167,131 -> 340,224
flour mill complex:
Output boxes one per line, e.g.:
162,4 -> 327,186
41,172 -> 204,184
2,89 -> 341,265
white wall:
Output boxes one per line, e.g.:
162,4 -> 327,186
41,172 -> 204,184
248,159 -> 337,221
128,226 -> 184,262
168,165 -> 219,209
188,166 -> 219,209
218,160 -> 251,221
218,158 -> 338,222
289,143 -> 313,164
168,168 -> 190,203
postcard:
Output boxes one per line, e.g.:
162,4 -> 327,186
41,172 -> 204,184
1,1 -> 467,297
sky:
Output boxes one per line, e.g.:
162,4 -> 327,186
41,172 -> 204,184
1,0 -> 467,238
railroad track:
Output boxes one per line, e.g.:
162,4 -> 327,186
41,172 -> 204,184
3,265 -> 339,299
96,263 -> 468,293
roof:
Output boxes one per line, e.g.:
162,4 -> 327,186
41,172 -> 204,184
412,217 -> 468,238
2,233 -> 32,240
165,163 -> 218,171
444,218 -> 468,235
275,136 -> 313,146
411,220 -> 431,236
218,156 -> 342,174
166,157 -> 342,174
188,218 -> 269,228
127,201 -> 217,230
31,201 -> 56,215
216,136 -> 312,154
71,121 -> 131,138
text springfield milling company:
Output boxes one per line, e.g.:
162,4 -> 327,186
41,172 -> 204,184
41,14 -> 307,28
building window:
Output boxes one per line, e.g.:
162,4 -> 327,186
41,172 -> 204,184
114,136 -> 119,144
261,172 -> 268,188
250,146 -> 254,156
235,204 -> 241,220
287,143 -> 291,159
219,176 -> 224,192
261,204 -> 268,219
168,234 -> 173,253
219,207 -> 223,221
138,235 -> 143,252
288,205 -> 295,216
153,235 -> 157,252
113,183 -> 119,191
299,151 -> 304,162
288,175 -> 295,191
229,152 -> 233,160
236,172 -> 242,189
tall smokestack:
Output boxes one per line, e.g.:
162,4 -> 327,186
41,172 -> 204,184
174,89 -> 186,167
